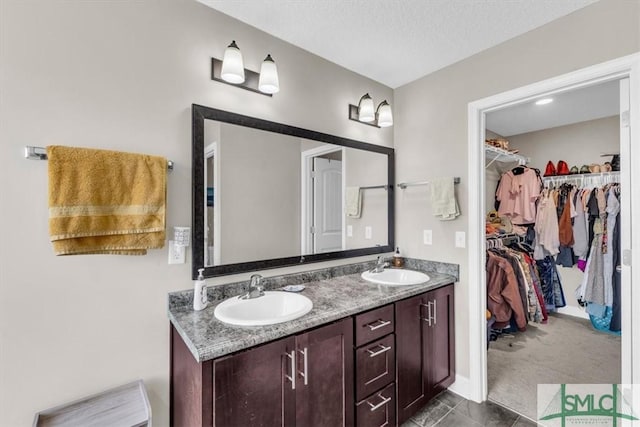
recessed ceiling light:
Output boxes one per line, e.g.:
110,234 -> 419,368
535,98 -> 554,106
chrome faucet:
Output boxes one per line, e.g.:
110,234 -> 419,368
240,274 -> 265,299
370,256 -> 389,273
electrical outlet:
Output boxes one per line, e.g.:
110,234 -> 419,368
455,231 -> 466,248
423,229 -> 433,245
168,241 -> 186,264
365,226 -> 372,239
347,225 -> 353,237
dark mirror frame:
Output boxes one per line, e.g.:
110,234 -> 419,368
192,104 -> 395,279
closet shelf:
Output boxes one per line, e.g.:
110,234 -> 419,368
542,171 -> 620,187
485,145 -> 529,168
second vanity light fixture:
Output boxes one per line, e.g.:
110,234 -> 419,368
212,40 -> 280,96
349,93 -> 393,128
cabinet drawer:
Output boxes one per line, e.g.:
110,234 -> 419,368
356,382 -> 396,427
355,304 -> 394,346
355,334 -> 395,401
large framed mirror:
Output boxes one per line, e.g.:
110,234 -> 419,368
192,104 -> 395,278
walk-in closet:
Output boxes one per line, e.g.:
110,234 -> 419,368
483,79 -> 624,420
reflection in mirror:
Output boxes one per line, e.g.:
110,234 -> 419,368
193,105 -> 394,278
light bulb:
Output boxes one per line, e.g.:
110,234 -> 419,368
220,40 -> 245,84
376,101 -> 393,127
258,54 -> 280,94
358,94 -> 375,122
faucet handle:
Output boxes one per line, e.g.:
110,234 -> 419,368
250,274 -> 263,288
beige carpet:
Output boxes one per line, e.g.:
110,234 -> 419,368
487,313 -> 621,420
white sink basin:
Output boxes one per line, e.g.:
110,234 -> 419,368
214,291 -> 313,326
361,269 -> 430,286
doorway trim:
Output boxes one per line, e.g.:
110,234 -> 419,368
301,145 -> 346,255
204,142 -> 220,266
467,53 -> 640,403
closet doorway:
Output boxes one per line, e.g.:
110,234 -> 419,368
467,54 -> 639,419
484,80 -> 622,419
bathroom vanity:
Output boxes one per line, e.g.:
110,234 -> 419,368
168,260 -> 457,427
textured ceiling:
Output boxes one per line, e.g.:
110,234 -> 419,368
198,0 -> 598,88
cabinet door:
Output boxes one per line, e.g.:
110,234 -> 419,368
425,284 -> 455,399
395,293 -> 427,425
212,336 -> 296,427
295,318 -> 354,427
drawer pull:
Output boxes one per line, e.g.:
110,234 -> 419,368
367,393 -> 392,411
366,319 -> 391,331
367,344 -> 392,358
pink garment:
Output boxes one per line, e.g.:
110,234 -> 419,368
577,258 -> 587,272
533,191 -> 560,259
496,168 -> 541,224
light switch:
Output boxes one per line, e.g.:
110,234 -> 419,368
455,231 -> 466,248
365,226 -> 372,240
423,230 -> 433,245
347,225 -> 353,237
168,240 -> 186,264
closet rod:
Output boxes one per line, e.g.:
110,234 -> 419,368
541,171 -> 619,187
24,146 -> 174,170
397,177 -> 460,189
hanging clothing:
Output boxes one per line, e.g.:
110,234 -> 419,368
486,250 -> 528,331
535,256 -> 566,311
533,190 -> 560,259
496,168 -> 541,225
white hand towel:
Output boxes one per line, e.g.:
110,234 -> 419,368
430,177 -> 460,220
346,187 -> 362,218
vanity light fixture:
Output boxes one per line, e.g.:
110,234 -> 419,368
212,41 -> 280,97
220,40 -> 245,84
376,100 -> 393,127
348,94 -> 394,128
258,54 -> 280,94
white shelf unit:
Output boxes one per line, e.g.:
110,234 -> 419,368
541,171 -> 620,188
485,145 -> 529,168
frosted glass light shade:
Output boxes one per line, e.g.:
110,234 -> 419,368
376,101 -> 393,127
258,54 -> 280,94
358,93 -> 375,122
220,41 -> 245,84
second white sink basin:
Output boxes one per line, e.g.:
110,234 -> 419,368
214,291 -> 313,326
361,269 -> 430,286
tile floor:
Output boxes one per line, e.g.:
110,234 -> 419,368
401,391 -> 537,427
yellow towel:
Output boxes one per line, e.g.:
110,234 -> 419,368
47,145 -> 166,255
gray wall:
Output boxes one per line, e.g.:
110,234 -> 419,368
0,1 -> 392,425
219,124 -> 301,264
394,0 -> 639,386
345,149 -> 389,249
508,116 -> 620,171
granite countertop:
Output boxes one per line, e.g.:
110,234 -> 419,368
168,260 -> 457,363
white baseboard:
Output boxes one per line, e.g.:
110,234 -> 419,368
556,305 -> 589,320
447,374 -> 472,401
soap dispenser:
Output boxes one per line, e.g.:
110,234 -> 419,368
193,268 -> 208,311
392,247 -> 405,268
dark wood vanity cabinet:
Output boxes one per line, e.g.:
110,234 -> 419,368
354,305 -> 396,427
171,283 -> 455,427
395,284 -> 455,425
170,318 -> 353,427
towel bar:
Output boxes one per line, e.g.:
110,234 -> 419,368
397,177 -> 460,189
360,185 -> 389,190
24,146 -> 174,170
